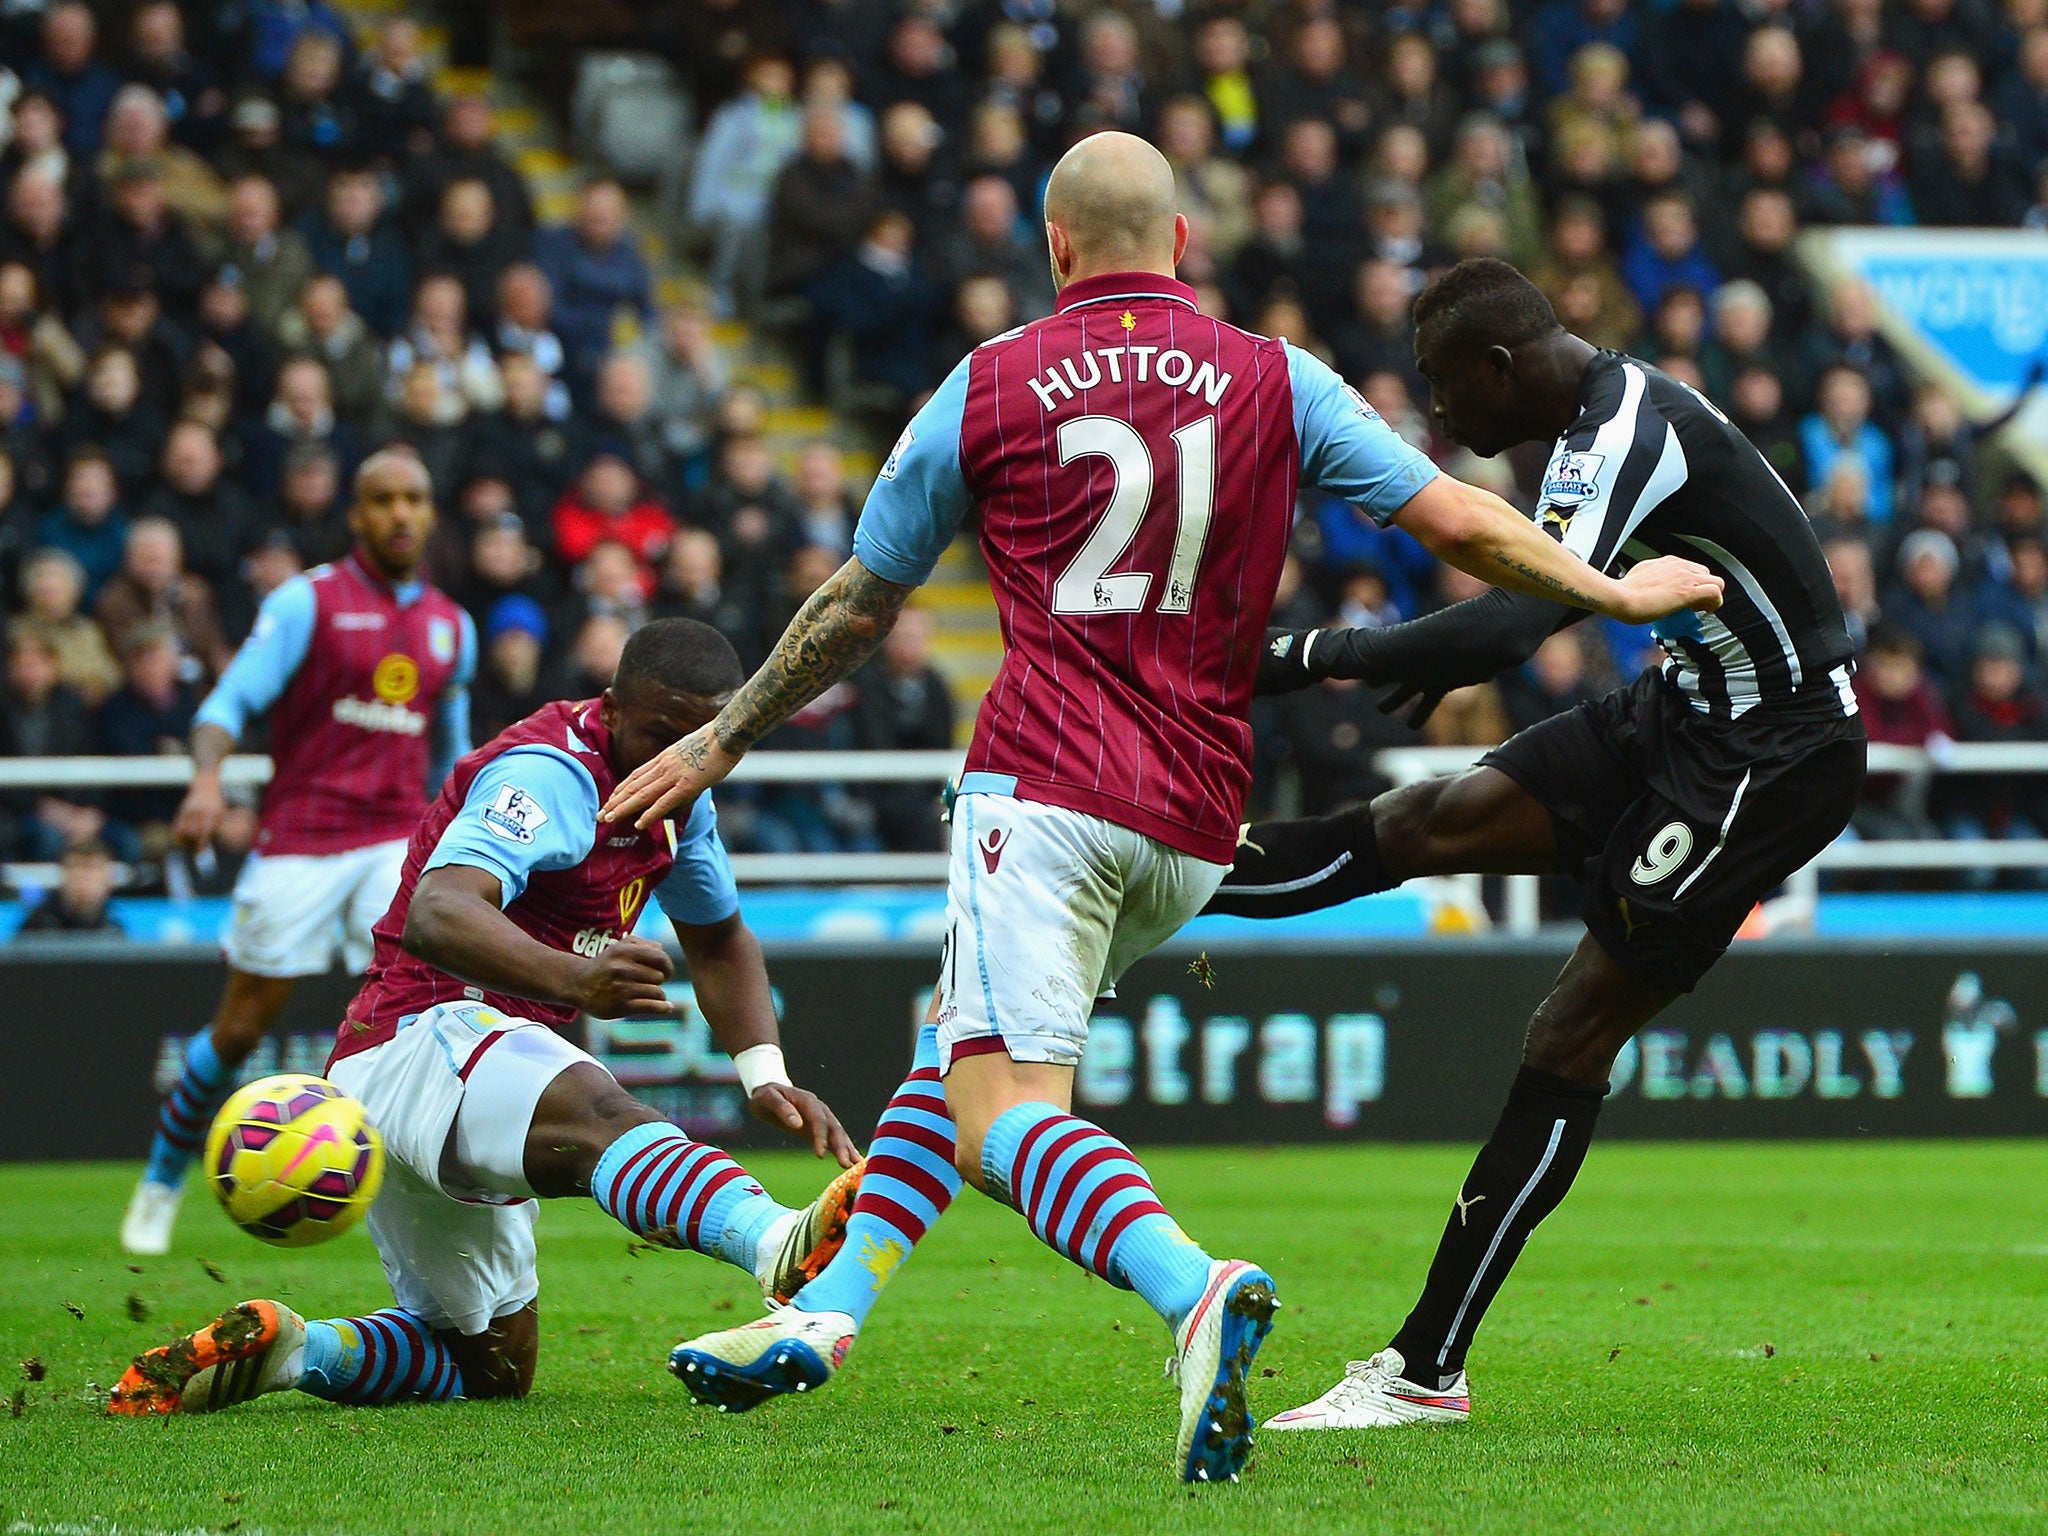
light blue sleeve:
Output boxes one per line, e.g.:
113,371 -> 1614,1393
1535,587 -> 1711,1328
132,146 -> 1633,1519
193,577 -> 318,738
1288,343 -> 1441,528
851,352 -> 975,586
429,609 -> 479,789
652,793 -> 740,928
421,746 -> 599,905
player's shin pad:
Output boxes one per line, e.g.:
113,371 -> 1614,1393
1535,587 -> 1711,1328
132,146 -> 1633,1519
1204,804 -> 1391,919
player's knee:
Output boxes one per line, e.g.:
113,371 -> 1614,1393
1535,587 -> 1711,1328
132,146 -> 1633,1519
950,1125 -> 988,1190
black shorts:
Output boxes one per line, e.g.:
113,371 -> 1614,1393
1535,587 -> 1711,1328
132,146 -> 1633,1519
1481,669 -> 1867,993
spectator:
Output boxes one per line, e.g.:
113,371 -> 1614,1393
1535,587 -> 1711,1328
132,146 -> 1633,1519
469,351 -> 575,525
0,628 -> 98,858
1850,627 -> 1950,839
0,261 -> 84,438
58,347 -> 165,498
851,605 -> 953,848
552,450 -> 675,568
1074,11 -> 1149,135
94,620 -> 199,840
492,263 -> 570,416
94,516 -> 230,680
384,360 -> 473,498
1728,187 -> 1813,346
138,421 -> 255,605
243,0 -> 350,84
386,271 -> 501,418
532,179 -> 653,378
2006,535 -> 2048,659
215,173 -> 313,336
543,609 -> 629,701
1532,196 -> 1639,352
1620,192 -> 1719,314
1159,96 -> 1252,266
126,2 -> 227,156
804,208 -> 936,402
190,266 -> 275,420
274,272 -> 381,426
415,177 -> 520,329
686,55 -> 801,319
244,354 -> 358,502
88,161 -> 207,312
13,837 -> 122,935
766,105 -> 879,300
1941,623 -> 2048,860
652,527 -> 755,651
25,2 -> 121,160
1803,124 -> 1915,226
960,98 -> 1034,217
1275,671 -> 1414,814
1802,365 -> 1896,524
1824,535 -> 1883,653
637,299 -> 730,489
585,351 -> 673,494
36,449 -> 128,600
12,545 -> 117,702
1264,18 -> 1374,158
98,84 -> 229,230
471,592 -> 551,741
1887,527 -> 1978,683
404,95 -> 535,246
276,32 -> 359,176
300,166 -> 412,336
1803,278 -> 1908,430
930,175 -> 1052,320
557,537 -> 653,638
0,169 -> 84,323
1729,364 -> 1807,490
1911,101 -> 2028,226
1530,0 -> 1637,105
1996,26 -> 2048,181
268,442 -> 349,566
1501,627 -> 1604,731
453,510 -> 553,633
791,440 -> 855,556
350,17 -> 439,166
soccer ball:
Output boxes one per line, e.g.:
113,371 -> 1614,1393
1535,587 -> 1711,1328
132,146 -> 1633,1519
203,1074 -> 384,1247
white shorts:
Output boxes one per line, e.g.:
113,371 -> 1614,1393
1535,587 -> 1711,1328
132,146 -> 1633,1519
224,839 -> 409,979
934,793 -> 1227,1074
328,1002 -> 599,1335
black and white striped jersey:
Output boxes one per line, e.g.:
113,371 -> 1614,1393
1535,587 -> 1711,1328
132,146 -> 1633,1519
1535,350 -> 1858,722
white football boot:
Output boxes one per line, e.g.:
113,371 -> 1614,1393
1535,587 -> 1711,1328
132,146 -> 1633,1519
669,1303 -> 857,1412
1264,1348 -> 1471,1430
120,1177 -> 183,1256
1171,1259 -> 1280,1483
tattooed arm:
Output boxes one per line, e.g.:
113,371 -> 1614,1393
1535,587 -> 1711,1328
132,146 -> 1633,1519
1391,477 -> 1723,624
601,556 -> 914,827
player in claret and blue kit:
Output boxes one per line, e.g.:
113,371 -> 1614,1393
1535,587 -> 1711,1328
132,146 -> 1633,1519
122,451 -> 475,1255
600,134 -> 1722,1481
109,619 -> 862,1416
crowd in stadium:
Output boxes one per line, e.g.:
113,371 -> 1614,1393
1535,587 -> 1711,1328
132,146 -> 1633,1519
1,0 -> 2046,894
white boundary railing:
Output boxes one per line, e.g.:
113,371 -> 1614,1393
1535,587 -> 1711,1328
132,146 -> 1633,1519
5,744 -> 2045,921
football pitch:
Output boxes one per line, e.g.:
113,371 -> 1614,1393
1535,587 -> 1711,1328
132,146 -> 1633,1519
5,1144 -> 2047,1536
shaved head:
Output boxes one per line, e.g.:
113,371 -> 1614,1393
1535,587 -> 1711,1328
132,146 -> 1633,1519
1042,131 -> 1186,287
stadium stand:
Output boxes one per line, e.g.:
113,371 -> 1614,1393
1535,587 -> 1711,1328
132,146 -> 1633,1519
0,0 -> 2044,911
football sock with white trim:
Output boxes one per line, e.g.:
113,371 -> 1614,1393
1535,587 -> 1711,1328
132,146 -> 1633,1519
1386,1066 -> 1606,1388
589,1122 -> 788,1273
145,1030 -> 235,1187
1203,804 -> 1393,919
300,1311 -> 464,1403
981,1102 -> 1214,1330
794,1024 -> 960,1326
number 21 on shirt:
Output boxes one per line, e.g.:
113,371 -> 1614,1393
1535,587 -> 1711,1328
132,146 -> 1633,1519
1054,414 -> 1217,616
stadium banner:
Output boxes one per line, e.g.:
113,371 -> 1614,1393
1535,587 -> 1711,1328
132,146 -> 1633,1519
7,940 -> 2048,1160
1799,227 -> 2048,485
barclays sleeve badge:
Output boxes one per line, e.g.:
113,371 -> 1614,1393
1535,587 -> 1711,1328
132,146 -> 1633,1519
1541,452 -> 1604,505
482,784 -> 549,844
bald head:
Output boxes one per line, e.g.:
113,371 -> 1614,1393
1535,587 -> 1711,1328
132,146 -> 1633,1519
1042,131 -> 1186,286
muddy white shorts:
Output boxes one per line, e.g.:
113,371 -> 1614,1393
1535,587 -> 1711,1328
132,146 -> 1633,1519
223,839 -> 409,978
328,1002 -> 598,1335
934,792 -> 1227,1074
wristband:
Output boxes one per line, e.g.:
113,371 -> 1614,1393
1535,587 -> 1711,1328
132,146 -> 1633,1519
732,1043 -> 792,1096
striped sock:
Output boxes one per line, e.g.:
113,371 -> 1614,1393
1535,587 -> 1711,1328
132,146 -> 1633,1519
300,1311 -> 464,1404
589,1122 -> 787,1273
794,1024 -> 960,1325
145,1031 -> 235,1187
981,1103 -> 1215,1329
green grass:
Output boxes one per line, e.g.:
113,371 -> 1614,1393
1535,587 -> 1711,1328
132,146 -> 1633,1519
5,1145 -> 2048,1536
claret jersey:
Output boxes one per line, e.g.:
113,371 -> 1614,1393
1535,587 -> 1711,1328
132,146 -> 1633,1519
854,271 -> 1440,863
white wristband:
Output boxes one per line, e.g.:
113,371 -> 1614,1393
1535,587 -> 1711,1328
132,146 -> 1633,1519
732,1044 -> 792,1096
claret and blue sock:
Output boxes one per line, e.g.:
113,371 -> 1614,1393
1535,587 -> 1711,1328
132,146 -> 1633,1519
980,1101 -> 1214,1329
794,1024 -> 963,1325
589,1122 -> 789,1274
144,1030 -> 237,1188
300,1310 -> 464,1404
